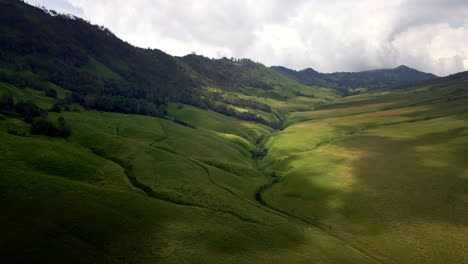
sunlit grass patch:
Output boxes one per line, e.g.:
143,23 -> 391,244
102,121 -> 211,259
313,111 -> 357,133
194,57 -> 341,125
365,115 -> 467,139
167,102 -> 272,142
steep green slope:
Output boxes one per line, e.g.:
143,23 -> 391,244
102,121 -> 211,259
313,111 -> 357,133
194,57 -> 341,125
0,0 -> 191,102
181,55 -> 328,95
0,0 -> 338,128
175,55 -> 339,127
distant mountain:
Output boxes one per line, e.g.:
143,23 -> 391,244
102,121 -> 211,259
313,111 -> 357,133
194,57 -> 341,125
272,65 -> 438,91
410,70 -> 468,88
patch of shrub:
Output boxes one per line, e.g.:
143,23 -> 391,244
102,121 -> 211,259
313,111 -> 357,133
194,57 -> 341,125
0,93 -> 15,113
173,118 -> 196,129
15,101 -> 43,123
7,125 -> 28,137
31,116 -> 71,138
50,102 -> 62,113
251,148 -> 268,160
78,93 -> 167,117
45,88 -> 58,98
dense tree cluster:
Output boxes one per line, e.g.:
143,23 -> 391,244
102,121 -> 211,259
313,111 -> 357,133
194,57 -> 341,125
203,92 -> 272,113
179,93 -> 271,126
180,55 -> 275,91
0,69 -> 49,91
223,96 -> 272,112
173,118 -> 196,129
0,94 -> 44,122
31,116 -> 70,138
0,93 -> 71,137
251,148 -> 268,160
69,93 -> 167,117
0,92 -> 15,113
203,100 -> 268,125
291,91 -> 317,98
45,88 -> 57,98
14,101 -> 43,123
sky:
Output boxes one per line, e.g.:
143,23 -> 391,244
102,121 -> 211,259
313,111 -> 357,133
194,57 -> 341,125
26,0 -> 468,76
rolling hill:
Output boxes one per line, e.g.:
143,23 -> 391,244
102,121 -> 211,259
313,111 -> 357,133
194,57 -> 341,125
0,1 -> 467,264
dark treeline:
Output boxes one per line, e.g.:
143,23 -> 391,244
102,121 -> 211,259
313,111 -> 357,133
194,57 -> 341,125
180,55 -> 275,91
0,93 -> 70,137
291,91 -> 317,98
0,93 -> 44,123
31,116 -> 70,138
222,96 -> 272,113
0,69 -> 63,101
173,118 -> 196,129
204,92 -> 272,113
178,92 -> 275,127
251,148 -> 268,160
202,99 -> 268,125
72,93 -> 167,117
0,68 -> 168,117
0,69 -> 49,91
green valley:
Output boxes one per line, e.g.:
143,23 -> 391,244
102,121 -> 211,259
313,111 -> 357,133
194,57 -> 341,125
1,1 -> 467,263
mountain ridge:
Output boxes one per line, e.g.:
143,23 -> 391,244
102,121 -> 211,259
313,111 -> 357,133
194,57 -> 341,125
0,0 -> 455,119
271,64 -> 438,91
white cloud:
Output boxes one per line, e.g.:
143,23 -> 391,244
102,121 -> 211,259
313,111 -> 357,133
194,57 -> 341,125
390,23 -> 468,76
31,0 -> 468,76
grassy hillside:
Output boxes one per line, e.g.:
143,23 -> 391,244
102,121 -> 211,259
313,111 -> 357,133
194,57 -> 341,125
1,81 -> 384,263
2,67 -> 467,263
260,81 -> 468,263
1,1 -> 467,263
0,0 -> 191,101
0,0 -> 337,127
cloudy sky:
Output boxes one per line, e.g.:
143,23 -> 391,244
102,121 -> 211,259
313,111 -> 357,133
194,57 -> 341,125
27,0 -> 468,76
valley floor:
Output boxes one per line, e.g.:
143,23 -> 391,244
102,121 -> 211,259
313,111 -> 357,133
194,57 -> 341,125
1,81 -> 468,263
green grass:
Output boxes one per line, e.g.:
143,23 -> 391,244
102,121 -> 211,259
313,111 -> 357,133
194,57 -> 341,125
260,84 -> 468,263
1,79 -> 468,263
167,102 -> 271,143
83,57 -> 122,79
0,81 -> 56,109
0,116 -> 376,264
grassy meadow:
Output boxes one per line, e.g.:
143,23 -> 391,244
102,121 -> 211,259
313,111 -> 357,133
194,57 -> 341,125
1,78 -> 468,263
261,83 -> 468,263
